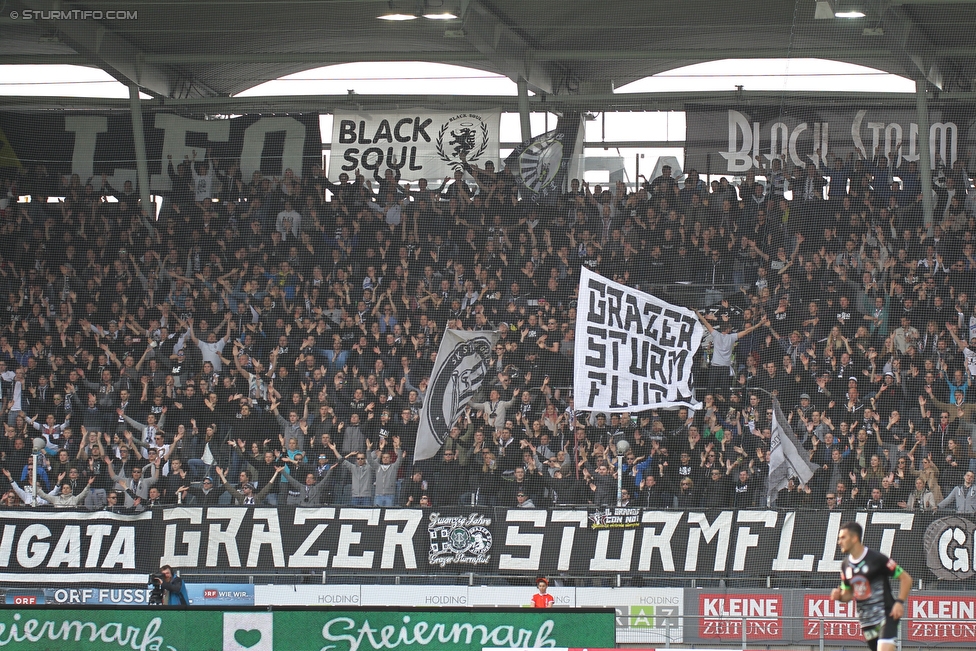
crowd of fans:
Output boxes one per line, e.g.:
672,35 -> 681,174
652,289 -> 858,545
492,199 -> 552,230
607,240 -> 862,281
0,145 -> 975,514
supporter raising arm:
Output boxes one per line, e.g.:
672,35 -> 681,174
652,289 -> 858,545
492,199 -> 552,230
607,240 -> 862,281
696,311 -> 769,401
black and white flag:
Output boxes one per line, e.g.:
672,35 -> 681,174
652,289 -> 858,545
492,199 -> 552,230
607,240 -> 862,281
768,397 -> 819,501
574,267 -> 704,412
415,329 -> 499,461
503,115 -> 582,202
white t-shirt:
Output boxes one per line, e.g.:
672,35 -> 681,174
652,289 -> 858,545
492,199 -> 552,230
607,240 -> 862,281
197,338 -> 228,371
192,160 -> 215,201
710,330 -> 739,367
964,346 -> 976,379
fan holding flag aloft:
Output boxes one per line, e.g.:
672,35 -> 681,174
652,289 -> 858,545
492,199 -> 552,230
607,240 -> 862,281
767,393 -> 820,505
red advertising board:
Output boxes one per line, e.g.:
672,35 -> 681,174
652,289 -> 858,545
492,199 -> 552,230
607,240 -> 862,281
802,594 -> 862,641
698,593 -> 783,640
907,596 -> 976,643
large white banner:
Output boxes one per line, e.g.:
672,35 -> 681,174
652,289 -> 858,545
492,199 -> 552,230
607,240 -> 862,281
329,109 -> 501,181
574,268 -> 704,412
415,329 -> 499,461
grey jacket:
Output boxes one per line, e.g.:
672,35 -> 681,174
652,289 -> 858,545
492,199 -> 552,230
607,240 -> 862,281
367,449 -> 403,497
938,483 -> 976,512
275,412 -> 306,451
340,424 -> 366,456
907,489 -> 938,511
116,465 -> 160,508
283,468 -> 333,506
37,484 -> 91,508
123,413 -> 167,446
469,396 -> 517,433
342,458 -> 374,498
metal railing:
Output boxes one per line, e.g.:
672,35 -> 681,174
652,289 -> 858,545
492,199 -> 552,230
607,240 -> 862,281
642,282 -> 739,309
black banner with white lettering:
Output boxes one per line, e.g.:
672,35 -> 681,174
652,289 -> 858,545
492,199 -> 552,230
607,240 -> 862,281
3,508 -> 975,583
497,509 -> 924,578
158,506 -> 495,575
0,510 -> 156,584
683,104 -> 969,175
0,112 -> 321,191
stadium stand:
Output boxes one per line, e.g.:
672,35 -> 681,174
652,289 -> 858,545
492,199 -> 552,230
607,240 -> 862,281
0,148 -> 974,516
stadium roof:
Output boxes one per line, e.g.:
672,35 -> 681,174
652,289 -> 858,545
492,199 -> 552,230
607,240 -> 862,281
0,0 -> 974,101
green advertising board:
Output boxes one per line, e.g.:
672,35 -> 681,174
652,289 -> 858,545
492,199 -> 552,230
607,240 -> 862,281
0,610 -> 218,651
0,608 -> 614,651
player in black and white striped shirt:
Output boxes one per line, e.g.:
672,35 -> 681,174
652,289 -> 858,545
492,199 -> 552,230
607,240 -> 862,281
830,521 -> 912,651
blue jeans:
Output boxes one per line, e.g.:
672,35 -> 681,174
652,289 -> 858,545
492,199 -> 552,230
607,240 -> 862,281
351,496 -> 372,506
374,494 -> 395,507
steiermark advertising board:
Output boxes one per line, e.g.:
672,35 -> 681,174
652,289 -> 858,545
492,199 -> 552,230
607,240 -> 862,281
0,608 -> 615,651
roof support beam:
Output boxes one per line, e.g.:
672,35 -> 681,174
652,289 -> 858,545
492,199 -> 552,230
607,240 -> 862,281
0,55 -> 92,65
864,0 -> 948,89
22,46 -> 972,64
5,89 -> 974,114
5,0 -> 220,98
888,0 -> 976,4
459,0 -> 556,94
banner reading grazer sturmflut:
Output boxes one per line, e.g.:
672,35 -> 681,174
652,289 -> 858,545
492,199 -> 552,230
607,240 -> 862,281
575,267 -> 704,412
329,109 -> 501,181
415,329 -> 499,461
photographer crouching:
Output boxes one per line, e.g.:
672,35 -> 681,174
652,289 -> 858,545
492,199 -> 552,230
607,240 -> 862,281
149,565 -> 188,606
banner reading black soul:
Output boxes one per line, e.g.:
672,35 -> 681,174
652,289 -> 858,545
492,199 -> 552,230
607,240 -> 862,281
503,115 -> 582,202
2,508 -> 973,583
683,104 -> 970,176
0,111 -> 321,191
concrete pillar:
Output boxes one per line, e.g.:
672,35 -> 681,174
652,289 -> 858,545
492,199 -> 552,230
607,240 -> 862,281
129,84 -> 154,230
916,79 -> 935,234
517,77 -> 531,142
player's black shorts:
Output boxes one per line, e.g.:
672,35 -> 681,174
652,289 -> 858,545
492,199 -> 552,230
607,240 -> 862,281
862,616 -> 899,650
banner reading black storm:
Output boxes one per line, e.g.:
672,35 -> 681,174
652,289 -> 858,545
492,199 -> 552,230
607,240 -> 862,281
0,112 -> 322,190
684,105 -> 971,175
329,109 -> 501,181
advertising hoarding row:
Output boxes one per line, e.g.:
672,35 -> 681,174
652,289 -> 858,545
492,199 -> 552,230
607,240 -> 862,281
5,585 -> 973,646
0,608 -> 615,651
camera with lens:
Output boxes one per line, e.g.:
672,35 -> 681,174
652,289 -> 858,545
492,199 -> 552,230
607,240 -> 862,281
148,573 -> 165,606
